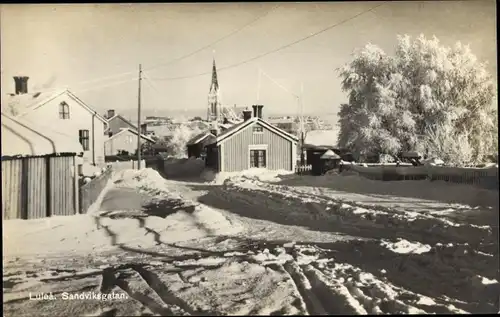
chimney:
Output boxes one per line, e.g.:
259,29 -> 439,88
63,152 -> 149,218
13,76 -> 29,95
252,105 -> 258,118
107,109 -> 115,119
257,105 -> 264,119
243,109 -> 252,121
210,128 -> 218,136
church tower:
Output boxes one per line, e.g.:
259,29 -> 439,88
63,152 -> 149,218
207,58 -> 221,125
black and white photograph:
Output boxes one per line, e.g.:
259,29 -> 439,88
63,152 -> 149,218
1,1 -> 498,316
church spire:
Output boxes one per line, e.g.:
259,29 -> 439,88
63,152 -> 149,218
210,57 -> 219,93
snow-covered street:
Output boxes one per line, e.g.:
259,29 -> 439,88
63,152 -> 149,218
3,168 -> 499,316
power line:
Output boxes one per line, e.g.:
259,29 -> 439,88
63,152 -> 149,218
150,2 -> 387,82
71,77 -> 138,94
144,5 -> 279,73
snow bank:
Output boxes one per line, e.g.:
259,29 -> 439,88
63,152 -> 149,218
3,168 -> 242,258
211,168 -> 294,185
380,239 -> 432,254
80,163 -> 102,177
275,173 -> 499,208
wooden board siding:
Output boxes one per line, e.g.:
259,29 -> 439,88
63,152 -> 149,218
1,160 -> 23,219
50,156 -> 76,216
26,157 -> 47,219
222,122 -> 292,172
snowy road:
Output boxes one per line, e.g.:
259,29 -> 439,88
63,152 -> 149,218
3,169 -> 499,315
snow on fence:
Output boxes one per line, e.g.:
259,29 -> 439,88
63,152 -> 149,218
110,160 -> 146,172
79,166 -> 113,214
295,165 -> 312,175
347,164 -> 499,190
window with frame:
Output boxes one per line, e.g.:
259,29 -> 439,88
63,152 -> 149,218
250,149 -> 266,168
59,102 -> 70,119
252,126 -> 263,133
79,129 -> 90,151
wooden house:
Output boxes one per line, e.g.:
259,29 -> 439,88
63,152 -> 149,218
3,77 -> 108,166
104,128 -> 155,156
186,131 -> 216,159
205,105 -> 299,172
1,113 -> 84,220
104,109 -> 138,136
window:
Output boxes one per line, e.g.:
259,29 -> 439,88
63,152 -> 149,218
59,102 -> 70,119
250,149 -> 266,168
253,126 -> 263,133
79,130 -> 90,151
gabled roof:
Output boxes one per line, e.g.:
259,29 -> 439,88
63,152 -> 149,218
1,112 -> 84,157
5,89 -> 108,125
320,149 -> 341,160
215,117 -> 299,144
186,131 -> 216,146
105,128 -> 155,143
107,114 -> 138,130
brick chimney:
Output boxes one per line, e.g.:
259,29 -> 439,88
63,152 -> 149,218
243,109 -> 252,121
107,109 -> 115,119
210,128 -> 218,136
257,105 -> 264,119
252,105 -> 258,118
13,76 -> 29,95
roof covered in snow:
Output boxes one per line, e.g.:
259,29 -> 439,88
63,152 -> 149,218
304,129 -> 339,147
1,113 -> 84,157
107,114 -> 138,130
1,89 -> 108,124
320,149 -> 341,160
215,117 -> 299,144
105,128 -> 156,143
186,131 -> 216,146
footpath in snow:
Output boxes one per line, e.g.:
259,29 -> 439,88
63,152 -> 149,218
3,168 -> 499,316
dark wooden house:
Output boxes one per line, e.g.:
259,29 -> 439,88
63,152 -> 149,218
186,132 -> 216,159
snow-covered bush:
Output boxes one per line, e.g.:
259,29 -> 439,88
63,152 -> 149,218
158,123 -> 206,158
337,34 -> 497,166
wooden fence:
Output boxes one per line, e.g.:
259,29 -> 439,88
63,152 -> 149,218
295,164 -> 312,175
2,155 -> 78,220
79,166 -> 113,214
109,160 -> 146,172
345,164 -> 499,190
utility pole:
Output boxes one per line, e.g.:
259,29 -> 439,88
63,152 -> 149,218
137,64 -> 142,170
300,82 -> 305,166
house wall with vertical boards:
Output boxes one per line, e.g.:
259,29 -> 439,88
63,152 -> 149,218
19,94 -> 106,166
1,155 -> 77,220
221,122 -> 293,172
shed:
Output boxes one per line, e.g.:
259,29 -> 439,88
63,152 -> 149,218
205,105 -> 299,172
1,113 -> 83,220
186,132 -> 216,159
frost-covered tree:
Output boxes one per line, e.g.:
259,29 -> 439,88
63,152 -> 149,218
337,34 -> 497,166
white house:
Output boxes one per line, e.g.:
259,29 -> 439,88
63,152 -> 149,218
2,76 -> 109,166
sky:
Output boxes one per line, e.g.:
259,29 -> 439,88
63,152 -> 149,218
0,1 -> 497,121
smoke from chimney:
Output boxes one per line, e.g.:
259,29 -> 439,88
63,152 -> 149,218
13,76 -> 29,95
